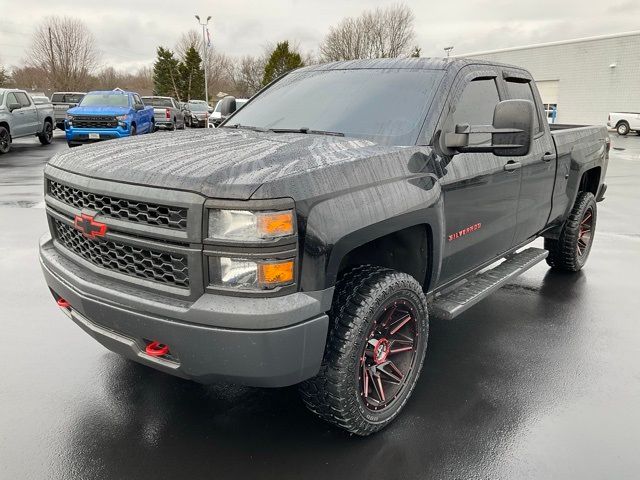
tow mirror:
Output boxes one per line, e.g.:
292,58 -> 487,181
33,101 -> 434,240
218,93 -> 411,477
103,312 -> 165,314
8,102 -> 21,112
218,96 -> 237,117
444,99 -> 534,156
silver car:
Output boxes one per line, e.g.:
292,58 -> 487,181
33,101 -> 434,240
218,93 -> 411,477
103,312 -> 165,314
141,96 -> 185,131
51,92 -> 85,130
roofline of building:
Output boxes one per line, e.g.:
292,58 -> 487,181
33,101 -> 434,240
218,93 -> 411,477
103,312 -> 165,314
456,30 -> 640,57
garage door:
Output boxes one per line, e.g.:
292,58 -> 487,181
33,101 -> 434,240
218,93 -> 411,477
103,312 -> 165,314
536,80 -> 559,123
536,80 -> 559,104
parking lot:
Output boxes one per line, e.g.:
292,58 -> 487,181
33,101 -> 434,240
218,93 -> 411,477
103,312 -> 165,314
1,131 -> 639,479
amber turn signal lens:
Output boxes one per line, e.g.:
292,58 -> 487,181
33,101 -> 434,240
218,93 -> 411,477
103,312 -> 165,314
258,260 -> 295,287
257,211 -> 294,238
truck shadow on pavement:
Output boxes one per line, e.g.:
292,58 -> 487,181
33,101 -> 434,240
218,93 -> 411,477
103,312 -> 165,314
59,269 -> 588,479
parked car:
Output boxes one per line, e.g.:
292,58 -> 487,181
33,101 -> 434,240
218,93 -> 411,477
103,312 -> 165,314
51,92 -> 86,130
141,96 -> 185,131
607,112 -> 640,136
31,95 -> 52,105
208,97 -> 248,127
65,89 -> 154,147
39,58 -> 609,436
188,99 -> 213,113
184,101 -> 210,128
0,88 -> 54,154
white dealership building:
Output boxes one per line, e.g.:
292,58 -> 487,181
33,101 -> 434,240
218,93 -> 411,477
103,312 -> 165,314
458,31 -> 640,126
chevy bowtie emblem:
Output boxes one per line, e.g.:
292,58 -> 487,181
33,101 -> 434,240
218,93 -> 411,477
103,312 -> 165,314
74,214 -> 107,239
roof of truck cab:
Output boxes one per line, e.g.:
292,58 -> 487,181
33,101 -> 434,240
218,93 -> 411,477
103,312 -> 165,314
299,57 -> 524,73
86,90 -> 134,95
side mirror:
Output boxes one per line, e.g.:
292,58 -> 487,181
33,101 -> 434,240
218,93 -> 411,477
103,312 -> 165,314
444,99 -> 534,156
218,96 -> 237,117
134,104 -> 144,111
8,103 -> 21,112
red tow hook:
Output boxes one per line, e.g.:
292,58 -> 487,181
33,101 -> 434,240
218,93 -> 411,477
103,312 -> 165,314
145,341 -> 170,357
57,298 -> 71,309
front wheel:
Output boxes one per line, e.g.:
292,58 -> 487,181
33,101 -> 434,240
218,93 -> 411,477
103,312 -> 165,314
0,126 -> 11,154
617,122 -> 629,136
299,266 -> 429,436
38,121 -> 53,145
545,191 -> 597,272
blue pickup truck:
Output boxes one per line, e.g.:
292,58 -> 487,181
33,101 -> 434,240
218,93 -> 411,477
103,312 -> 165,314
65,89 -> 154,147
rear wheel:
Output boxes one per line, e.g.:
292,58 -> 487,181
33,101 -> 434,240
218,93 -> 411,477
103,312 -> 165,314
617,121 -> 629,136
0,126 -> 11,154
38,121 -> 53,145
545,192 -> 597,272
299,265 -> 429,436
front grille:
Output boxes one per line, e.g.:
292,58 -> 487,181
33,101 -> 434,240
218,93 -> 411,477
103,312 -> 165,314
48,180 -> 188,230
72,115 -> 118,129
53,219 -> 189,288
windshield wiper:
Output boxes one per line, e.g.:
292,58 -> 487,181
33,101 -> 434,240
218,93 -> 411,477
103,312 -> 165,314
269,127 -> 344,137
221,124 -> 269,132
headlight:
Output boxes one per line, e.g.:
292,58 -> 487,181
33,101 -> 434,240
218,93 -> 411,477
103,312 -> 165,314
115,115 -> 128,121
211,257 -> 295,290
67,115 -> 74,121
208,209 -> 294,241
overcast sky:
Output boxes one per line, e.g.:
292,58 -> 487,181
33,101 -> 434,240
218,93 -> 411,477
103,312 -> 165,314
1,0 -> 638,71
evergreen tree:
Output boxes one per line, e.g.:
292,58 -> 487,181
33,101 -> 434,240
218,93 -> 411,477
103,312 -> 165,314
153,47 -> 181,99
262,41 -> 304,86
0,65 -> 10,87
179,46 -> 205,101
410,46 -> 421,58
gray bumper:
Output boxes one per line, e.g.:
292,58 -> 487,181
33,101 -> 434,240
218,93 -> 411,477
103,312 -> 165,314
39,235 -> 331,387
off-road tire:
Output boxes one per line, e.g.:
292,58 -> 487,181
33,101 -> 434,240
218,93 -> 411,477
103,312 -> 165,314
0,126 -> 11,154
545,192 -> 597,272
38,121 -> 53,145
616,121 -> 629,136
299,265 -> 429,436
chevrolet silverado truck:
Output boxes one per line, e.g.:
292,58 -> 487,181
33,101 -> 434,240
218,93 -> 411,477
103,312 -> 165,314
51,91 -> 85,130
141,96 -> 186,131
65,89 -> 154,147
39,58 -> 609,435
0,88 -> 54,154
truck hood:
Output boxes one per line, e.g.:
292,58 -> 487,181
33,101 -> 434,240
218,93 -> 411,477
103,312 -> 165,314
47,128 -> 401,200
67,105 -> 132,116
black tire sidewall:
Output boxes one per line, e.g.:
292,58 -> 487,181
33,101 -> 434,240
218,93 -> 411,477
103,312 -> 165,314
0,127 -> 10,153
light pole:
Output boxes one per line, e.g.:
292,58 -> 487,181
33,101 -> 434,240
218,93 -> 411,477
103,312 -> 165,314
195,15 -> 211,105
444,46 -> 454,58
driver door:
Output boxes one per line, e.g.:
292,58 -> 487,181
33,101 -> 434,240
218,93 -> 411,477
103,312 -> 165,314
437,68 -> 522,285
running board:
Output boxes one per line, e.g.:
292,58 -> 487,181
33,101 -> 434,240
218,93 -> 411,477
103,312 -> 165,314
431,247 -> 548,320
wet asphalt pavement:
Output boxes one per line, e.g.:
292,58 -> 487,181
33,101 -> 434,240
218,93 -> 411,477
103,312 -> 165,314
1,131 -> 639,479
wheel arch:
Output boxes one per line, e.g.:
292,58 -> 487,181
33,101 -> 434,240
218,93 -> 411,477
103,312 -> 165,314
0,121 -> 10,135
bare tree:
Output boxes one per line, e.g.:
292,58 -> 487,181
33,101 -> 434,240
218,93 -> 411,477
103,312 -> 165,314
9,66 -> 49,91
320,4 -> 415,62
28,16 -> 99,91
229,55 -> 266,97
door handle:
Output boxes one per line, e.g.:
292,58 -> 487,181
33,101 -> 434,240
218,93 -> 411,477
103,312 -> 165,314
504,161 -> 522,172
541,152 -> 555,162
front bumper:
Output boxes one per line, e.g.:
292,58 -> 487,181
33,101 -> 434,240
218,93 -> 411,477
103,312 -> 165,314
65,126 -> 131,145
39,235 -> 331,387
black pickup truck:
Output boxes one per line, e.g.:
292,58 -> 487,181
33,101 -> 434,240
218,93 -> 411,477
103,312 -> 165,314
39,58 -> 608,435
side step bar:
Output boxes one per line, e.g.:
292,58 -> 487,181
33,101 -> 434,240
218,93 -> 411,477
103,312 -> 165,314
431,247 -> 548,320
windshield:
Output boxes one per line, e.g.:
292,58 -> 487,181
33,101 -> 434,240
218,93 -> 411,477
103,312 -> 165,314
51,93 -> 84,104
189,103 -> 208,112
80,93 -> 130,108
227,69 -> 444,145
143,97 -> 173,108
